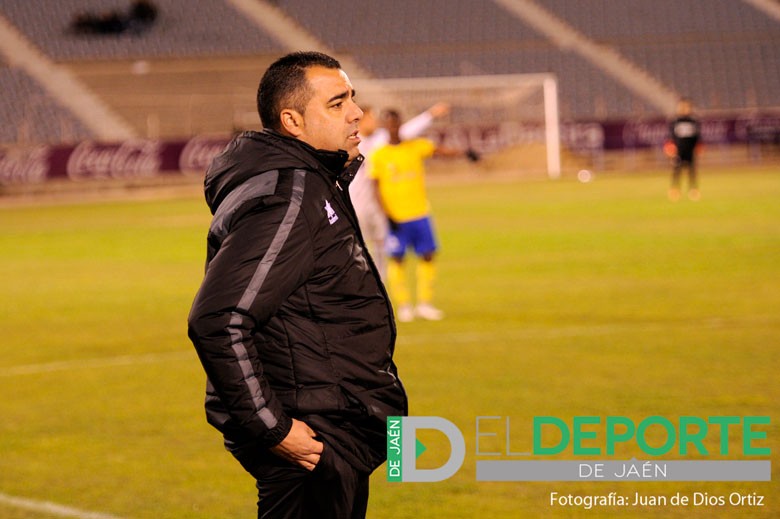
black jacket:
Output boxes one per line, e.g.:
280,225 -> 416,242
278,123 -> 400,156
187,130 -> 407,473
670,115 -> 701,161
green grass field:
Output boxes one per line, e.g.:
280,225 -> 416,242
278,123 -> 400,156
1,166 -> 778,518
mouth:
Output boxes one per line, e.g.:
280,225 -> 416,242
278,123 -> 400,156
347,129 -> 361,144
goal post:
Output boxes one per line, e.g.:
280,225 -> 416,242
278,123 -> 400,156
356,73 -> 561,179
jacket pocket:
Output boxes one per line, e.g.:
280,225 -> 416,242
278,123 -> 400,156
294,384 -> 354,415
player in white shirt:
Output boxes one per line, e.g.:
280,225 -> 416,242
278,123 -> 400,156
351,102 -> 450,277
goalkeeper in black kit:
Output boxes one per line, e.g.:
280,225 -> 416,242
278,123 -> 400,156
668,98 -> 702,201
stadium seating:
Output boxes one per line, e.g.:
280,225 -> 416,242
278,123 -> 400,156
1,0 -> 778,146
275,0 -> 655,119
541,0 -> 776,40
1,0 -> 283,60
0,62 -> 92,145
542,0 -> 780,110
1,1 -> 284,142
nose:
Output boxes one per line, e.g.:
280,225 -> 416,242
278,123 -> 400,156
349,100 -> 363,122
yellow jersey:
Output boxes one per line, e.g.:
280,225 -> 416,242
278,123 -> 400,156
368,138 -> 436,223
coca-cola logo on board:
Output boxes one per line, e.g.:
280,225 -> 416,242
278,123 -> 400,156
66,140 -> 162,181
179,136 -> 230,174
0,147 -> 50,185
622,121 -> 668,147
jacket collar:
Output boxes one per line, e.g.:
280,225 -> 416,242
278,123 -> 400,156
264,129 -> 364,187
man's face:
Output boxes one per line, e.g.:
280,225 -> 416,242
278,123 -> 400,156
297,66 -> 363,160
381,112 -> 401,141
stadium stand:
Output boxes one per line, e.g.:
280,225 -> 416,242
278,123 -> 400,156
541,0 -> 777,40
1,0 -> 283,60
274,0 -> 657,119
0,61 -> 93,145
69,56 -> 275,138
1,1 -> 287,140
0,0 -> 779,147
542,0 -> 780,111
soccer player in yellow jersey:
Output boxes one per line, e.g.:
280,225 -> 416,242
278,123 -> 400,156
369,108 -> 478,322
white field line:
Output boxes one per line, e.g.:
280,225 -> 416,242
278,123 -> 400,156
0,492 -> 126,519
0,320 -> 728,518
1,318 -> 730,378
399,322 -> 664,345
400,318 -> 740,346
0,355 -> 189,516
0,325 -> 630,378
0,323 -> 692,377
0,351 -> 192,377
0,326 -> 613,516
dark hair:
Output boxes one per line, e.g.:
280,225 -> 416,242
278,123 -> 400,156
381,108 -> 401,122
257,51 -> 341,130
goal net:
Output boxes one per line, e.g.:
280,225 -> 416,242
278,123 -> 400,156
356,74 -> 561,178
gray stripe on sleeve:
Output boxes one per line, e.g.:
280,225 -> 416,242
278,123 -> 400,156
227,169 -> 306,429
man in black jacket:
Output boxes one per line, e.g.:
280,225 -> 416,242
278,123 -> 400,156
188,51 -> 407,519
668,98 -> 702,201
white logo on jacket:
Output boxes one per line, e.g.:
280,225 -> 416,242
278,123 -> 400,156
324,200 -> 339,225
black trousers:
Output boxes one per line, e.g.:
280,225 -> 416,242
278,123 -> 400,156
235,442 -> 370,519
671,156 -> 697,190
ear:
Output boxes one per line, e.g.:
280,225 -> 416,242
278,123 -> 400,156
280,108 -> 304,137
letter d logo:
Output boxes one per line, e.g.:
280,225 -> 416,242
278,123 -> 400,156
387,416 -> 465,482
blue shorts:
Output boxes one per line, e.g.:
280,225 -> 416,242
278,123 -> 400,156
386,216 -> 438,258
